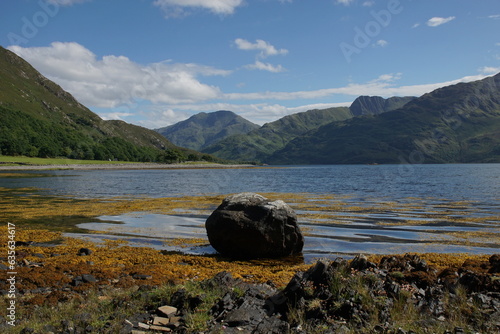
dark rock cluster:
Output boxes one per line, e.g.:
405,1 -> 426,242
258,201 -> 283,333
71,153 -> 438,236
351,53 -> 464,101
13,254 -> 500,334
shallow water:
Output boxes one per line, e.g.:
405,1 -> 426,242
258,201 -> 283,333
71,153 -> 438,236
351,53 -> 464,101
2,164 -> 499,262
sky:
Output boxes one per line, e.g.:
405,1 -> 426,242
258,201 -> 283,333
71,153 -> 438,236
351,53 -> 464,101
1,0 -> 499,128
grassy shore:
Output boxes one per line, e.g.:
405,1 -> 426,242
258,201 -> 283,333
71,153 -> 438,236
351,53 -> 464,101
0,156 -> 138,165
0,156 -> 255,170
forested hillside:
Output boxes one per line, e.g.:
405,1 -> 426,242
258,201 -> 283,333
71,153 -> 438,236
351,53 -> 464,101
0,46 -> 202,163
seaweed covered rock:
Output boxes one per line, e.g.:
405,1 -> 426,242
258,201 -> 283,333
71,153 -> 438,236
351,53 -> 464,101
205,193 -> 304,259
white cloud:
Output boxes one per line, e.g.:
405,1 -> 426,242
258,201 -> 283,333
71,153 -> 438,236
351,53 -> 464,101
374,40 -> 389,47
223,72 -> 493,101
479,66 -> 500,74
147,102 -> 352,125
46,0 -> 90,5
8,42 -> 230,108
426,16 -> 456,27
235,38 -> 288,73
244,61 -> 286,73
137,109 -> 191,128
488,14 -> 500,19
100,112 -> 134,121
362,1 -> 375,7
412,23 -> 420,28
153,0 -> 244,18
335,0 -> 355,5
234,38 -> 288,58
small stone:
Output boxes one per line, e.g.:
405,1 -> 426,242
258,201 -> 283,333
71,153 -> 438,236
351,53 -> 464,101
149,325 -> 172,332
78,248 -> 93,256
137,322 -> 149,329
157,305 -> 177,317
153,317 -> 170,326
71,277 -> 83,286
167,316 -> 182,327
132,274 -> 152,280
350,254 -> 376,271
454,327 -> 464,334
82,274 -> 97,283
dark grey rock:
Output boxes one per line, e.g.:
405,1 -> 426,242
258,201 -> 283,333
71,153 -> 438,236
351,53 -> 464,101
81,274 -> 97,283
205,193 -> 303,259
224,308 -> 263,327
350,254 -> 376,271
78,248 -> 93,256
132,274 -> 152,280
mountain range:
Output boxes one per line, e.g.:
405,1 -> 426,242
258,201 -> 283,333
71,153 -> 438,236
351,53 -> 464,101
0,46 -> 206,163
268,74 -> 500,164
158,75 -> 499,164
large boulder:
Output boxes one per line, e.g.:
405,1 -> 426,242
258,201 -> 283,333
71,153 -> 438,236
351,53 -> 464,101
205,193 -> 304,259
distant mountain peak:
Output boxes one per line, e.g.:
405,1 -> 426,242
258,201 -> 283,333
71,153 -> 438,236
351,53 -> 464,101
155,110 -> 259,151
350,95 -> 416,116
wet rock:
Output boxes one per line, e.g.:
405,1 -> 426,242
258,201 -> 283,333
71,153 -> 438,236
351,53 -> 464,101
15,241 -> 33,247
205,192 -> 303,259
78,248 -> 93,256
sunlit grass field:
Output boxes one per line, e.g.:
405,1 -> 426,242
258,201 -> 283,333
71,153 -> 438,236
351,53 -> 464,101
0,156 -> 138,165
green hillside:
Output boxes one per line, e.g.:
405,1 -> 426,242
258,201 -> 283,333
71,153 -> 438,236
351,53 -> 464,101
268,73 -> 500,164
201,107 -> 353,162
155,110 -> 259,151
0,46 -> 201,163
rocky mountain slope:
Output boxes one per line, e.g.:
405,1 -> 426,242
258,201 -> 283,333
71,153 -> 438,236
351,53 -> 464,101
350,95 -> 416,116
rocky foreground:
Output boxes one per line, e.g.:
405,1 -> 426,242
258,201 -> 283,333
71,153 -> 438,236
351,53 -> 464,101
5,253 -> 500,334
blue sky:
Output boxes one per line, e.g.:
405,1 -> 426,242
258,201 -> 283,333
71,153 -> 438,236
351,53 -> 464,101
1,0 -> 499,128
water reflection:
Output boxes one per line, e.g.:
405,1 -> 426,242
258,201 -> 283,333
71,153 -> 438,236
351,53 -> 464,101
67,210 -> 500,264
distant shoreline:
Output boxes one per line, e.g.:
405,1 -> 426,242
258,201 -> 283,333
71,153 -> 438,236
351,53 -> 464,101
0,162 -> 258,171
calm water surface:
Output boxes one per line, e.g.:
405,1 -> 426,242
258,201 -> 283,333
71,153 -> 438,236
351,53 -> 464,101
3,164 -> 500,261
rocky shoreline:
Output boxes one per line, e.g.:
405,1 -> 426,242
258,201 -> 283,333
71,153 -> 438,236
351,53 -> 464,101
3,251 -> 499,334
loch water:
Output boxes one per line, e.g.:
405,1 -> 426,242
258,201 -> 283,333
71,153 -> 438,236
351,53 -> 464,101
3,164 -> 500,262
